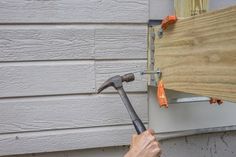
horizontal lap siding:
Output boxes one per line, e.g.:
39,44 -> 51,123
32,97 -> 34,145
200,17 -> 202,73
96,60 -> 147,92
0,25 -> 147,61
0,94 -> 147,133
8,147 -> 129,157
0,27 -> 95,61
0,0 -> 148,23
0,0 -> 148,156
0,60 -> 146,98
0,125 -> 148,156
95,27 -> 147,59
0,61 -> 95,98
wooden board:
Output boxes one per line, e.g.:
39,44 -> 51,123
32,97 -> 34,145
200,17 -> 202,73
0,61 -> 95,98
0,25 -> 147,61
0,0 -> 148,23
0,94 -> 147,134
154,6 -> 236,102
0,125 -> 146,156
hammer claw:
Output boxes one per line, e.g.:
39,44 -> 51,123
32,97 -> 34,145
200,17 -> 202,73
97,81 -> 112,94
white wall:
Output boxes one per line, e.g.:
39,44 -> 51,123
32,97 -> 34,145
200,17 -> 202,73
0,0 -> 148,156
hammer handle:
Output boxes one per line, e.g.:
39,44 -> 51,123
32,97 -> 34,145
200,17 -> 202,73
117,87 -> 146,134
133,118 -> 146,134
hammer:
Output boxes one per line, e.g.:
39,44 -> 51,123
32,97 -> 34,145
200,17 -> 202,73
97,73 -> 146,134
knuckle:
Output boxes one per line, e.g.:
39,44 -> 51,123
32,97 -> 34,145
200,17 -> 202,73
146,136 -> 155,144
150,135 -> 156,141
153,141 -> 158,146
150,141 -> 158,146
144,130 -> 151,136
153,147 -> 162,155
148,128 -> 155,135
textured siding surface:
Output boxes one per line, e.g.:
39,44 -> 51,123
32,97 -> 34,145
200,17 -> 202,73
0,0 -> 148,23
0,0 -> 148,156
7,131 -> 236,157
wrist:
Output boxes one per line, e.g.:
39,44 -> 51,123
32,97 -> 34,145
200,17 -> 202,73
124,151 -> 132,157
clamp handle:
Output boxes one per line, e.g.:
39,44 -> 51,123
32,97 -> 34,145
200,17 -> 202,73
158,15 -> 177,38
157,80 -> 168,108
161,15 -> 177,30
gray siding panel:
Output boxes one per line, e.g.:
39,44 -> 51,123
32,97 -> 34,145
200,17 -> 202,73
0,27 -> 95,61
0,125 -> 141,156
95,26 -> 147,59
8,147 -> 129,157
0,94 -> 147,133
0,60 -> 146,98
149,0 -> 174,20
0,0 -> 148,23
5,131 -> 236,157
0,25 -> 147,61
96,60 -> 147,92
0,0 -> 148,156
0,61 -> 95,98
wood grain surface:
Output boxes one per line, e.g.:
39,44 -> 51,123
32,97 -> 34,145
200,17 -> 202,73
154,6 -> 236,102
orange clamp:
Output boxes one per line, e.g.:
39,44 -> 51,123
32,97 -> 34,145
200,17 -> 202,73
157,80 -> 168,108
161,15 -> 177,30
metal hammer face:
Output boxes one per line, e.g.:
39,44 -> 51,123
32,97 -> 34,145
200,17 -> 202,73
97,73 -> 135,93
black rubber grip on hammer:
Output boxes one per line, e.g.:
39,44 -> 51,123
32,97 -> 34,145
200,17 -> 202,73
132,118 -> 146,134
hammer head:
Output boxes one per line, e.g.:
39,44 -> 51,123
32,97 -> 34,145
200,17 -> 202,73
97,73 -> 135,93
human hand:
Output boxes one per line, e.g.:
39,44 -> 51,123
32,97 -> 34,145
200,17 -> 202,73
124,129 -> 161,157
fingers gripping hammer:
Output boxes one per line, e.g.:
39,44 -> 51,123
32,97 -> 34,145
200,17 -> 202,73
97,73 -> 146,134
